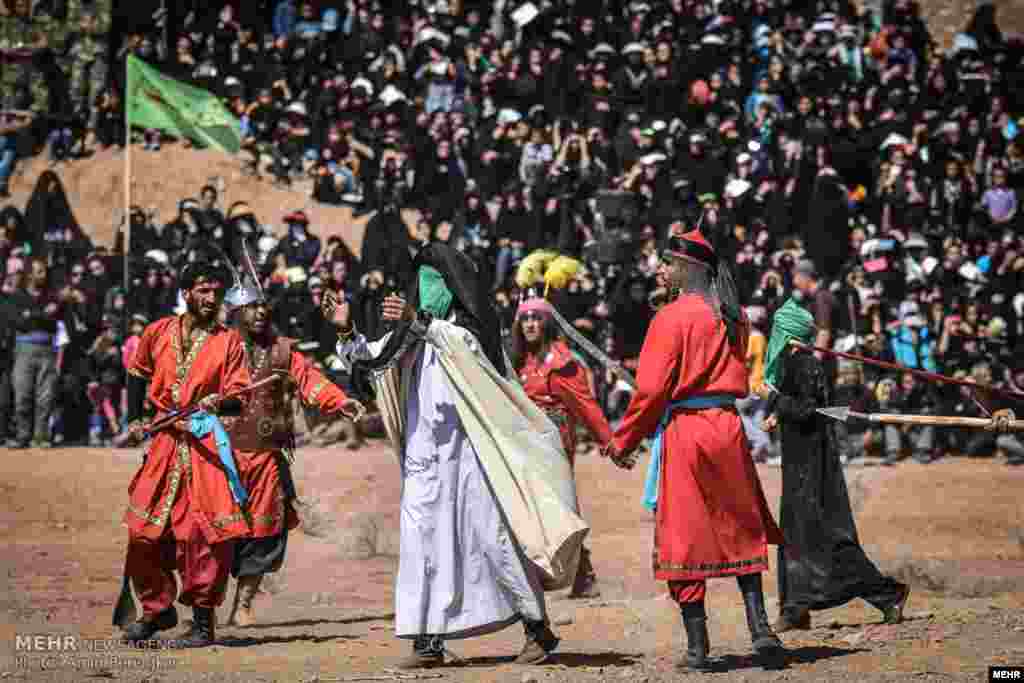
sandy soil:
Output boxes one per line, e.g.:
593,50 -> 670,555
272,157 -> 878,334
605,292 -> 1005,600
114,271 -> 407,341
1,442 -> 1022,683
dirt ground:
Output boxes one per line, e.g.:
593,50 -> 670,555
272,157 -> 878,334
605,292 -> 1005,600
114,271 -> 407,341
1,442 -> 1022,683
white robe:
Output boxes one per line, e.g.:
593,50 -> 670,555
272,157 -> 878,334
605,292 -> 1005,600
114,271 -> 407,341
338,323 -> 549,639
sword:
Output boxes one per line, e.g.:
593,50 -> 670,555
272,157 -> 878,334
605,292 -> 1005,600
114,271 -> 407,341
139,373 -> 283,441
548,304 -> 637,389
112,372 -> 283,627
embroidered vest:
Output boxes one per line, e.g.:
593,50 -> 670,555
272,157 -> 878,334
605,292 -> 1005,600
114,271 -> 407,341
230,336 -> 296,451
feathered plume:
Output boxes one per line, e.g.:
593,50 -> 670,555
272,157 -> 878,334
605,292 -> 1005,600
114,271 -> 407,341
515,249 -> 559,290
544,255 -> 582,295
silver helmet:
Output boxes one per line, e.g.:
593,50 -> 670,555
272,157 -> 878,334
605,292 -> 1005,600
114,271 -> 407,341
224,240 -> 266,310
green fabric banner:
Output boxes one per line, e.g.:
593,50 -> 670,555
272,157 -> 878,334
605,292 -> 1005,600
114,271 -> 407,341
126,54 -> 241,154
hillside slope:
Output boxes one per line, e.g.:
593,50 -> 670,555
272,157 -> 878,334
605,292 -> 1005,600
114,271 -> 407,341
5,144 -> 379,258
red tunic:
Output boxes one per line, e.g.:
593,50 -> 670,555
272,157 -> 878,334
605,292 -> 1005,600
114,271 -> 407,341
125,316 -> 253,545
230,342 -> 352,539
611,294 -> 782,581
519,340 -> 613,464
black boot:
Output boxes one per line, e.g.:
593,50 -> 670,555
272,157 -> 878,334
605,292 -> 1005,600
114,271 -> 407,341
569,546 -> 600,599
737,573 -> 786,660
677,602 -> 712,672
396,635 -> 445,669
516,619 -> 560,664
122,607 -> 178,643
176,607 -> 216,648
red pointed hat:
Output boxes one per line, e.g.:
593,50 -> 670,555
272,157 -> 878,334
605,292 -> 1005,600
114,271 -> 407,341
666,228 -> 717,269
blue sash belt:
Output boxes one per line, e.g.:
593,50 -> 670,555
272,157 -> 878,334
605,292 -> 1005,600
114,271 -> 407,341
189,411 -> 249,507
642,394 -> 737,512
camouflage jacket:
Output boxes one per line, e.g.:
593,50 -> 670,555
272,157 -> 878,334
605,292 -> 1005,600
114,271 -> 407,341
0,0 -> 111,114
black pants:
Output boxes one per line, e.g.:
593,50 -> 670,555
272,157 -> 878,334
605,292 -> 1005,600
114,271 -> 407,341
0,363 -> 12,441
232,531 -> 288,578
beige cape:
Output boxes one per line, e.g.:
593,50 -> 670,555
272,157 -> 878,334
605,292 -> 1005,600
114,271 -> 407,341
369,320 -> 588,590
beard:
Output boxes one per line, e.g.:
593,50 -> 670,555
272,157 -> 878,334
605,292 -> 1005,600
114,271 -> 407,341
187,297 -> 219,326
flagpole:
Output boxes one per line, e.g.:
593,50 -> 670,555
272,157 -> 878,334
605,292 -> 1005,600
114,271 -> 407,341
124,56 -> 132,296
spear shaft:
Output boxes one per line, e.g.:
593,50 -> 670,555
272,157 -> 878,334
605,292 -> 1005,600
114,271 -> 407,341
790,340 -> 1024,402
817,406 -> 1024,431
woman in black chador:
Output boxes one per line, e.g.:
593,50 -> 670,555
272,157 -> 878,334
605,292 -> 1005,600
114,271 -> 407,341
759,298 -> 910,631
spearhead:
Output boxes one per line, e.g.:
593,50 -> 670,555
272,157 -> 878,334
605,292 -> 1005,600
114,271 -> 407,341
816,406 -> 869,424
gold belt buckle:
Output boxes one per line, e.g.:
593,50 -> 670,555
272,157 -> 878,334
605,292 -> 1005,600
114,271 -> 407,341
257,417 -> 275,438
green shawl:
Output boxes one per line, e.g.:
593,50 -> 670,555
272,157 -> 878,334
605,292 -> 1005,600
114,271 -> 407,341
418,265 -> 453,319
763,297 -> 816,388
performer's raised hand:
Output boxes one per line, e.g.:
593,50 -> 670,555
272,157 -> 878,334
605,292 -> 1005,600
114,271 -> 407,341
322,290 -> 352,332
382,294 -> 415,322
341,398 -> 367,424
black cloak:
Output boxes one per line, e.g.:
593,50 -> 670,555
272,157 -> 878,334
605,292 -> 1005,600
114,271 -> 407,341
22,170 -> 92,265
350,242 -> 506,399
767,347 -> 906,616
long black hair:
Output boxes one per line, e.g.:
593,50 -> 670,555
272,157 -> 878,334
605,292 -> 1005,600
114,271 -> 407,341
350,243 -> 507,399
509,313 -> 560,372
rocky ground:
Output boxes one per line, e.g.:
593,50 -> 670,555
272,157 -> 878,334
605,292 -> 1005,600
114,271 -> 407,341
1,442 -> 1022,682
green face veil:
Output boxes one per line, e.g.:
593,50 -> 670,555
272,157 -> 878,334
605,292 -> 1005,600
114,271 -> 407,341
418,265 -> 453,319
763,297 -> 816,388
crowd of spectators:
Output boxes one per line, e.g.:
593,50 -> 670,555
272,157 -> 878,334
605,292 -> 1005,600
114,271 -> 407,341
1,0 -> 1024,466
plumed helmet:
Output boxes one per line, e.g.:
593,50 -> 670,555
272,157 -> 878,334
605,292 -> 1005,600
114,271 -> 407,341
223,240 -> 266,310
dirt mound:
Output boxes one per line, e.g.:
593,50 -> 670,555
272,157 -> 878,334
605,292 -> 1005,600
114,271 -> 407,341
5,144 -> 395,258
922,0 -> 1024,48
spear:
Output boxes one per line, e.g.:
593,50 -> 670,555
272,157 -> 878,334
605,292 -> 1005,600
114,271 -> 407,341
816,405 -> 1024,431
789,340 -> 1024,402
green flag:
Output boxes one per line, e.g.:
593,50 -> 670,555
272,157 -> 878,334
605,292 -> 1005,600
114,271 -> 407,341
126,54 -> 242,154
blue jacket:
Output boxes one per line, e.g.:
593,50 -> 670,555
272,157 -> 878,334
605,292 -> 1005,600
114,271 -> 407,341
889,326 -> 936,372
273,0 -> 296,38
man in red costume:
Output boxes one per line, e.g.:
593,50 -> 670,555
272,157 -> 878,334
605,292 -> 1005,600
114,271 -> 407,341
223,272 -> 365,626
604,229 -> 786,671
119,261 -> 252,648
510,294 -> 613,598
